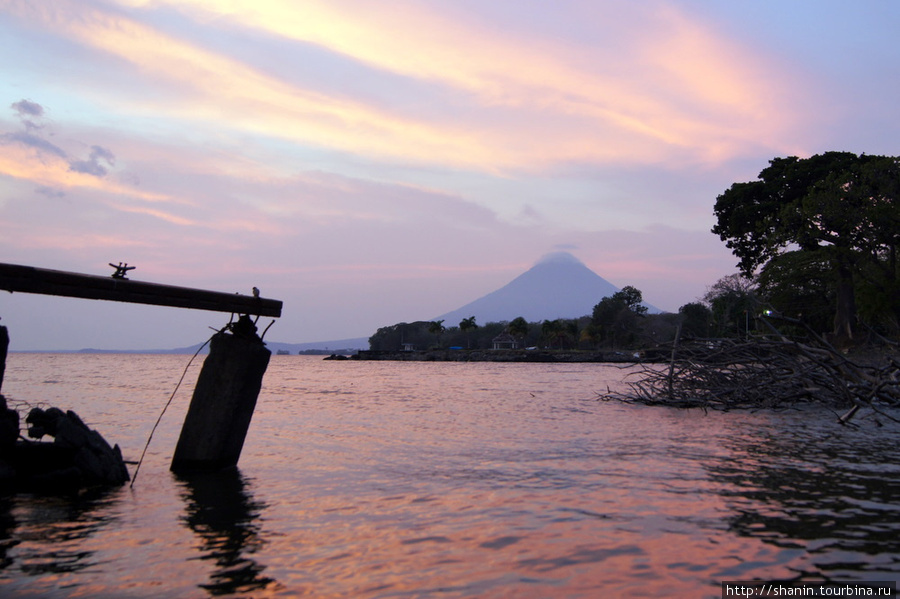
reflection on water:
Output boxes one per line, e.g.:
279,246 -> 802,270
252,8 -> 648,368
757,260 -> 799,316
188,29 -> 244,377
0,496 -> 15,570
176,468 -> 280,596
708,417 -> 900,580
0,354 -> 898,597
0,488 -> 120,577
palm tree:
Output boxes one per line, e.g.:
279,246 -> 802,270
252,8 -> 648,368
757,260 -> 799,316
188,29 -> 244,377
428,320 -> 446,348
541,319 -> 564,349
541,319 -> 576,349
565,319 -> 579,349
459,316 -> 478,349
508,316 -> 528,346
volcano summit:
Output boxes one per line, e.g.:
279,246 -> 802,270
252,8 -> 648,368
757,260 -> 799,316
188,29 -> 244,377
434,252 -> 655,325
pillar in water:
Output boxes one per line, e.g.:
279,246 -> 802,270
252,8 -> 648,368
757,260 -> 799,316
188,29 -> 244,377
171,317 -> 271,473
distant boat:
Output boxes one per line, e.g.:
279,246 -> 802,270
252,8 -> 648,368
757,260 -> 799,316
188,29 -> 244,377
276,349 -> 291,355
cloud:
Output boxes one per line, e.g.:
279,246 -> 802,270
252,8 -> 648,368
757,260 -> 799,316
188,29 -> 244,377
11,99 -> 44,118
0,140 -> 163,201
35,185 -> 66,198
0,130 -> 67,158
153,0 -> 792,165
3,100 -> 64,159
68,145 -> 116,176
10,99 -> 46,134
0,100 -> 170,203
3,0 -> 799,176
0,0 -> 894,349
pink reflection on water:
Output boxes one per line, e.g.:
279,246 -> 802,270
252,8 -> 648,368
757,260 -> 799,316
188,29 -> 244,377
1,355 -> 898,597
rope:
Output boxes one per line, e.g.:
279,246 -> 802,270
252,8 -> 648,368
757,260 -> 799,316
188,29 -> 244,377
129,334 -> 213,488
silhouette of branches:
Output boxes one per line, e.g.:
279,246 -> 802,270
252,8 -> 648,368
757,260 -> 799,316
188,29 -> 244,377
599,317 -> 900,424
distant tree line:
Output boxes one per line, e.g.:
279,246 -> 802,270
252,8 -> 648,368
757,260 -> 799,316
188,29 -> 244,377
371,152 -> 900,352
370,285 -> 724,352
369,278 -> 775,352
367,270 -> 835,352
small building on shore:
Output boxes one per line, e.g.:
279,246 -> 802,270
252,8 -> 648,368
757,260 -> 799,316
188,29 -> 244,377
491,333 -> 519,350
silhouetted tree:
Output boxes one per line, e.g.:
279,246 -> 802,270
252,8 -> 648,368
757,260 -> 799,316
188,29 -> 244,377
678,302 -> 712,338
703,274 -> 757,338
508,316 -> 528,343
428,320 -> 446,348
541,319 -> 565,349
713,151 -> 900,342
459,316 -> 478,349
591,286 -> 647,348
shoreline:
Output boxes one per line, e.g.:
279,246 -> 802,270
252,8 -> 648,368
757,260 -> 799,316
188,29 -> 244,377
348,349 -> 663,363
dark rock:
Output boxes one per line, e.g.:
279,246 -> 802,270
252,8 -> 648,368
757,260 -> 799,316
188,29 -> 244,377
0,396 -> 19,487
9,407 -> 132,490
0,396 -> 18,452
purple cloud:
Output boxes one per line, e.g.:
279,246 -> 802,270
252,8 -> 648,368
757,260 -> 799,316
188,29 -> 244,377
69,145 -> 116,177
0,130 -> 67,158
10,99 -> 46,134
11,99 -> 44,118
4,100 -> 116,180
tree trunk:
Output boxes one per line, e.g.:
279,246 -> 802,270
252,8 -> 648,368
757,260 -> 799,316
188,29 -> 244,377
832,261 -> 857,344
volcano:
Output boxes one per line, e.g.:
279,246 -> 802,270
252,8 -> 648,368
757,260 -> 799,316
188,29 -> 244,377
434,252 -> 653,325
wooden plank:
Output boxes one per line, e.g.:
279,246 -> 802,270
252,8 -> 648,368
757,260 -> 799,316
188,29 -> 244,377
0,262 -> 282,317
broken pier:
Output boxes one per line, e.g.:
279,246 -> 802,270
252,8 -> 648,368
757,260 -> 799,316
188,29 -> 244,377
0,261 -> 283,473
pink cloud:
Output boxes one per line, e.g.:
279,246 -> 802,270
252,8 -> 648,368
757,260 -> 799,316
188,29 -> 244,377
1,0 -> 895,349
6,0 -> 802,175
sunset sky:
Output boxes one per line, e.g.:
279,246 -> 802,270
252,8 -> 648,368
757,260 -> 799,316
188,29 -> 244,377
1,1 -> 898,350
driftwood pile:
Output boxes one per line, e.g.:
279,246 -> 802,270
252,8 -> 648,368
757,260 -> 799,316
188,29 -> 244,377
600,322 -> 900,424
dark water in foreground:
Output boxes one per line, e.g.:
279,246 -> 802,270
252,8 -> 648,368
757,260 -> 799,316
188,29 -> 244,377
1,353 -> 898,597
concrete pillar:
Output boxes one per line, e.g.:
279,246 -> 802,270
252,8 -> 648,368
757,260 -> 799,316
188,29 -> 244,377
171,317 -> 271,473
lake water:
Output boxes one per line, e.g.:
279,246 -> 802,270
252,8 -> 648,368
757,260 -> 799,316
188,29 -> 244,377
1,353 -> 898,598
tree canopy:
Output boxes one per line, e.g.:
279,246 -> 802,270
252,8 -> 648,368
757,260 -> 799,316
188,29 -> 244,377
589,285 -> 648,347
712,151 -> 900,341
368,284 -> 680,352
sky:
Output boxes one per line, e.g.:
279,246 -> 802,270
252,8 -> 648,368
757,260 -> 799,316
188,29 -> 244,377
1,0 -> 898,350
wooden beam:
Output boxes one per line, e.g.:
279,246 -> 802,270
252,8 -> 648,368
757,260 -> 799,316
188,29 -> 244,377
0,262 -> 282,317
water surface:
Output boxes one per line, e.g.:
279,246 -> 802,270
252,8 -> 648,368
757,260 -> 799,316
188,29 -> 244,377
1,354 -> 898,597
